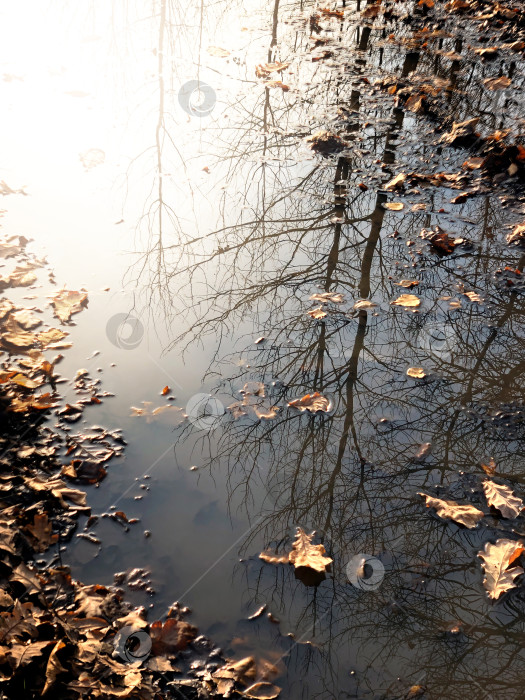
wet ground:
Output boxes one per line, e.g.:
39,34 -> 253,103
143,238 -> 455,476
1,0 -> 525,698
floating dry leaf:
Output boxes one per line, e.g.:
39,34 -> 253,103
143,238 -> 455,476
482,480 -> 524,519
507,224 -> 525,246
0,264 -> 38,290
384,173 -> 406,190
288,391 -> 330,412
353,299 -> 377,310
37,327 -> 68,347
483,76 -> 511,90
247,605 -> 267,620
130,402 -> 187,425
440,117 -> 479,147
391,294 -> 420,308
264,80 -> 289,91
244,682 -> 281,700
9,392 -> 56,413
309,292 -> 345,303
207,46 -> 230,57
407,367 -> 427,379
26,476 -> 87,508
383,202 -> 404,211
51,289 -> 88,323
481,457 -> 497,476
259,527 -> 332,583
395,280 -> 419,289
255,61 -> 289,77
418,492 -> 484,528
306,130 -> 345,154
0,316 -> 38,351
463,291 -> 483,303
405,94 -> 425,113
307,306 -> 327,319
463,156 -> 485,170
319,7 -> 344,17
478,539 -> 524,600
289,527 -> 332,574
259,551 -> 290,565
228,383 -> 278,421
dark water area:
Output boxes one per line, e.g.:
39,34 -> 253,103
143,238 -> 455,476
1,0 -> 525,698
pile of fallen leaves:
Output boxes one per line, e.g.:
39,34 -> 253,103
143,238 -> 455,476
1,234 -> 282,699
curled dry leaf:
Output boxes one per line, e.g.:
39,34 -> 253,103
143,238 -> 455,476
288,391 -> 330,412
463,291 -> 483,303
482,480 -> 524,519
478,539 -> 524,600
507,224 -> 525,246
244,682 -> 281,700
407,367 -> 427,379
391,294 -> 420,308
264,80 -> 289,91
353,299 -> 377,310
42,640 -> 68,695
418,492 -> 484,528
247,605 -> 267,620
212,656 -> 257,696
383,202 -> 404,211
259,551 -> 290,565
309,292 -> 345,303
51,289 -> 88,323
307,306 -> 327,319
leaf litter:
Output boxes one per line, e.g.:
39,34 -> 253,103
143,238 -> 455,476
0,236 -> 278,699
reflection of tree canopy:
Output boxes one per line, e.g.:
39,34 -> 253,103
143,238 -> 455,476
124,2 -> 525,698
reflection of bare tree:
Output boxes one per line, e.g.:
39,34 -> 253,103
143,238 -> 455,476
122,3 -> 525,699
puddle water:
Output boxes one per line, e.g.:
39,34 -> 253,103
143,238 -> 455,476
1,0 -> 525,698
